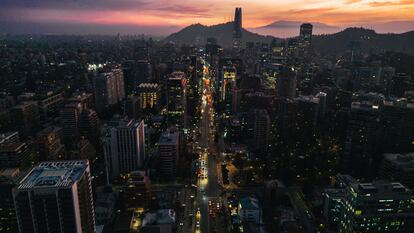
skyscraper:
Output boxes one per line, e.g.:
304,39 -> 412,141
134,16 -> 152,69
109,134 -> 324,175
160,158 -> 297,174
102,118 -> 146,180
233,7 -> 242,51
138,83 -> 161,110
221,65 -> 237,116
156,128 -> 180,177
0,168 -> 20,233
60,102 -> 83,146
300,23 -> 313,45
93,67 -> 125,112
253,109 -> 270,152
276,67 -> 297,98
343,102 -> 380,178
167,72 -> 187,128
13,160 -> 96,233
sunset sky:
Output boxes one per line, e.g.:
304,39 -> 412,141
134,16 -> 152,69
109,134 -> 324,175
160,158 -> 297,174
0,0 -> 413,35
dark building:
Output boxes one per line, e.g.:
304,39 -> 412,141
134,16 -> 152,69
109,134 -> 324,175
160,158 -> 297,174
156,128 -> 180,177
253,109 -> 270,152
339,180 -> 414,233
276,67 -> 297,98
60,102 -> 83,146
37,90 -> 64,124
0,139 -> 35,169
0,168 -> 20,233
79,108 -> 99,147
36,126 -> 65,161
123,60 -> 152,94
93,67 -> 125,112
381,153 -> 414,190
299,23 -> 313,45
233,7 -> 243,51
120,171 -> 151,210
381,99 -> 414,152
343,102 -> 380,178
13,160 -> 96,233
11,101 -> 40,139
167,72 -> 187,128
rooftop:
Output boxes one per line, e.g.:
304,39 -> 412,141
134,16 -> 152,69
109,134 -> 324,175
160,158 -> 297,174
17,160 -> 89,190
240,197 -> 260,210
168,71 -> 185,80
384,153 -> 414,172
158,129 -> 179,145
139,83 -> 159,89
350,180 -> 410,196
0,131 -> 19,145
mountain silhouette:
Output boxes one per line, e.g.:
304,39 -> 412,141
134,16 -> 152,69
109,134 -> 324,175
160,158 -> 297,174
165,23 -> 414,55
313,27 -> 414,55
164,22 -> 275,47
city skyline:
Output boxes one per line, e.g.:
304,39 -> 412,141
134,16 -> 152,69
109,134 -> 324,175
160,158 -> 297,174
1,4 -> 414,233
1,0 -> 414,36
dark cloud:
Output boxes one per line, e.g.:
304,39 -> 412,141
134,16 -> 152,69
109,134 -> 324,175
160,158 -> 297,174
0,20 -> 181,36
0,0 -> 151,11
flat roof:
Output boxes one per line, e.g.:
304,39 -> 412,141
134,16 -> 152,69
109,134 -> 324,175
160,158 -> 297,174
17,160 -> 89,190
158,130 -> 179,145
384,153 -> 414,172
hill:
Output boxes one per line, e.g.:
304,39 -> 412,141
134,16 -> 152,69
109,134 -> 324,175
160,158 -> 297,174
313,28 -> 414,56
250,20 -> 340,37
164,22 -> 275,48
165,23 -> 414,56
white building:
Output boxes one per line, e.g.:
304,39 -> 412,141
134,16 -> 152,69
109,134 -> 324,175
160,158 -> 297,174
102,118 -> 145,180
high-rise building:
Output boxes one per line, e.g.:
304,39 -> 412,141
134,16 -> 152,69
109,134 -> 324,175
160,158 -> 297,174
253,109 -> 270,152
138,83 -> 161,110
93,67 -> 125,112
299,23 -> 313,46
11,101 -> 40,139
13,160 -> 96,233
167,72 -> 187,128
381,153 -> 414,190
276,67 -> 297,98
156,128 -> 180,177
343,102 -> 380,178
36,126 -> 65,161
381,99 -> 414,152
102,118 -> 146,180
0,168 -> 20,233
0,138 -> 35,169
233,7 -> 242,51
221,66 -> 237,116
124,96 -> 143,119
338,180 -> 414,233
37,90 -> 64,123
79,108 -> 99,147
60,102 -> 83,146
123,60 -> 152,94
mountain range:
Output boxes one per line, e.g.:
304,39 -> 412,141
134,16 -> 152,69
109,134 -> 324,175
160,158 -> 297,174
164,22 -> 414,56
249,20 -> 340,37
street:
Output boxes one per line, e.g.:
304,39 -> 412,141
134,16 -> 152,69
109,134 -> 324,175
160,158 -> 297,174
194,56 -> 226,233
